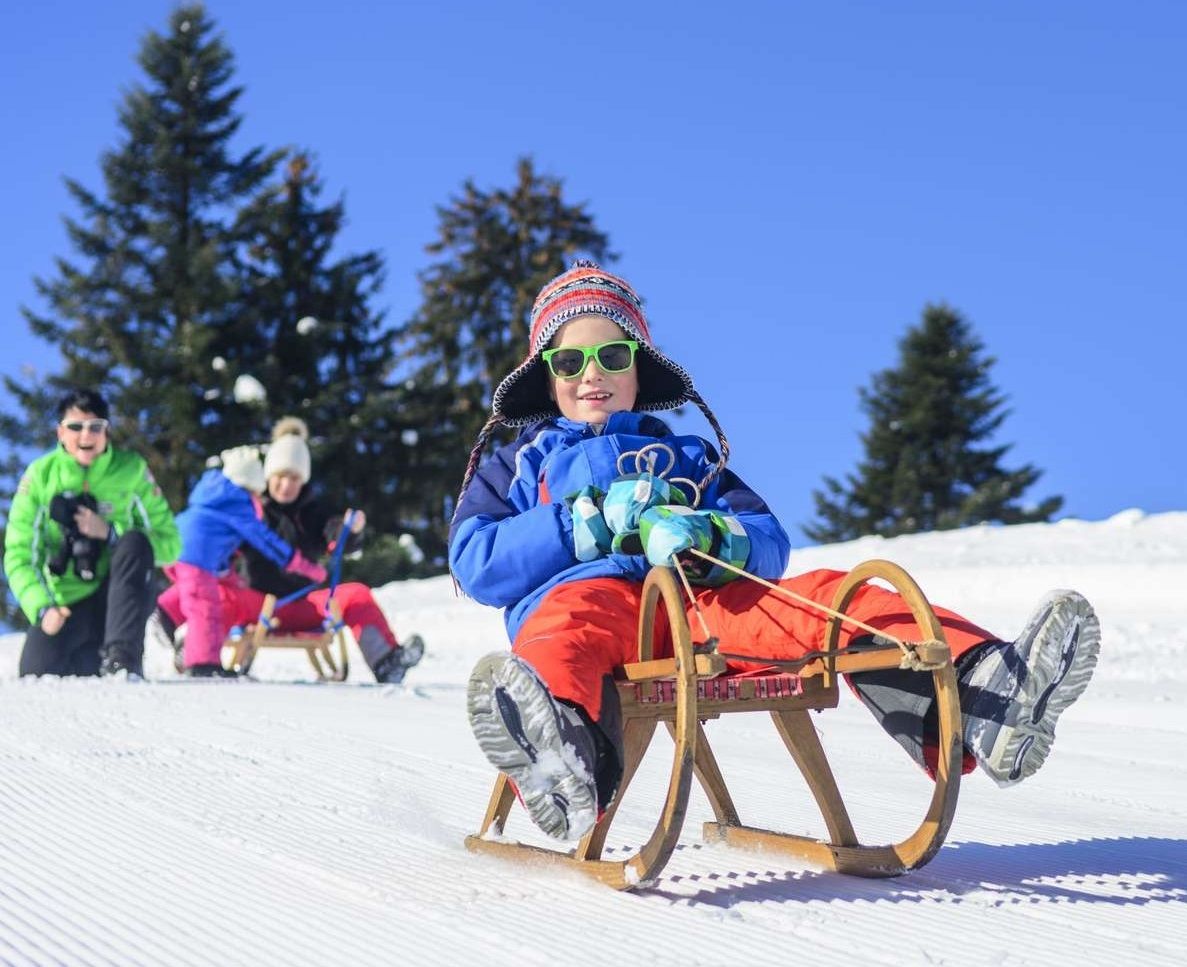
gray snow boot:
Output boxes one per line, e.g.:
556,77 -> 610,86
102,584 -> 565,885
370,633 -> 426,684
467,652 -> 598,841
962,590 -> 1101,786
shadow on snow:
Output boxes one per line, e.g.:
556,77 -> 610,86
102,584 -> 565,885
632,836 -> 1187,907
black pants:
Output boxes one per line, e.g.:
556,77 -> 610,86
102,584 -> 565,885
19,531 -> 156,677
849,642 -> 995,770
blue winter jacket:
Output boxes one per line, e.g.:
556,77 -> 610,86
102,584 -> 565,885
449,411 -> 792,640
176,470 -> 295,573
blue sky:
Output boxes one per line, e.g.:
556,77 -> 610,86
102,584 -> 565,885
1,0 -> 1183,539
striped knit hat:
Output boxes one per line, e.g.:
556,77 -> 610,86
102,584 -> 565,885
458,260 -> 731,507
493,260 -> 692,425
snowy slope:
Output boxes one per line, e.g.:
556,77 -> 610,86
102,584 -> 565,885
1,511 -> 1184,967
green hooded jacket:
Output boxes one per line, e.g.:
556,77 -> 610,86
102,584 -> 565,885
4,444 -> 181,623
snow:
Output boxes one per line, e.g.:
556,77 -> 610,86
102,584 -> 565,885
1,511 -> 1185,966
231,374 -> 267,405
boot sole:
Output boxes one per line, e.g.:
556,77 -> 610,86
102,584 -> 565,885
981,591 -> 1101,785
399,634 -> 426,670
467,653 -> 596,841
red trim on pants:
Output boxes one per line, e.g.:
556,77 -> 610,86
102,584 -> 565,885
512,571 -> 995,722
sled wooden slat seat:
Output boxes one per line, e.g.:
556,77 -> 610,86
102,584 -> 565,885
625,670 -> 820,717
224,593 -> 350,681
465,559 -> 963,891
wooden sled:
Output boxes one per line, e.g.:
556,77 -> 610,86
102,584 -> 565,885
465,560 -> 962,890
224,593 -> 350,682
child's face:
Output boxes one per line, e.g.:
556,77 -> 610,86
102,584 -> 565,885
547,315 -> 639,424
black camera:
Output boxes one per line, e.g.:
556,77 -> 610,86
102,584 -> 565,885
48,492 -> 105,582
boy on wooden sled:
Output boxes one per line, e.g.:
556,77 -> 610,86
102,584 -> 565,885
450,261 -> 1100,841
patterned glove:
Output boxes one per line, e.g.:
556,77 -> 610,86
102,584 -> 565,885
638,506 -> 750,585
566,486 -> 613,562
603,471 -> 689,554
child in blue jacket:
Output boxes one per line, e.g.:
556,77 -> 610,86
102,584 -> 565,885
170,446 -> 325,677
451,261 -> 1101,841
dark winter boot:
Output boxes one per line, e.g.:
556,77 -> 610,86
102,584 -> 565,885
364,629 -> 425,684
99,648 -> 144,679
185,663 -> 240,679
961,590 -> 1100,785
467,652 -> 598,841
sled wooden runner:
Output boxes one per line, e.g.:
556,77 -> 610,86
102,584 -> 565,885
224,593 -> 350,682
464,559 -> 963,890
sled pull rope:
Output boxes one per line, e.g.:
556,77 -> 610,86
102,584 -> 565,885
670,552 -> 715,641
677,547 -> 948,672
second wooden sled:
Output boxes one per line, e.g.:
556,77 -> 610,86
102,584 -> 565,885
224,593 -> 350,682
465,560 -> 963,890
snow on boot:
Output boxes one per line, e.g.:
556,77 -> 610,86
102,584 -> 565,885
467,652 -> 598,841
146,607 -> 187,674
171,623 -> 189,675
145,607 -> 177,653
962,590 -> 1101,786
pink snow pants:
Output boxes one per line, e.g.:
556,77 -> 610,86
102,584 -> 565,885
159,572 -> 397,668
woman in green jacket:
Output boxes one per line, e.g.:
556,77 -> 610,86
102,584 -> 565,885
4,388 -> 181,677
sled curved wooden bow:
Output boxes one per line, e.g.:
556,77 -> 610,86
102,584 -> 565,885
464,559 -> 963,890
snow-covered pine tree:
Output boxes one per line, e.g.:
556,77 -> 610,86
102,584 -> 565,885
805,304 -> 1063,543
232,151 -> 402,539
397,158 -> 615,551
2,4 -> 282,508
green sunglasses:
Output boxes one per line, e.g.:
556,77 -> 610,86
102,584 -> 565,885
542,339 -> 639,379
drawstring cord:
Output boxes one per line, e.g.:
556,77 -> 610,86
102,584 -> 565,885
668,548 -> 947,673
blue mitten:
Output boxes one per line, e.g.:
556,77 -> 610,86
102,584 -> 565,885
638,506 -> 751,585
567,486 -> 613,562
603,472 -> 689,554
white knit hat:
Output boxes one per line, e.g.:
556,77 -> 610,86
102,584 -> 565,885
263,416 -> 312,484
220,445 -> 266,494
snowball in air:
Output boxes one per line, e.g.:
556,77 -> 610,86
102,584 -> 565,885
233,374 -> 267,404
397,533 -> 425,565
212,356 -> 227,371
296,316 -> 318,335
401,429 -> 419,446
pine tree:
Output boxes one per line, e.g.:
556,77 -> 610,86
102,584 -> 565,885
805,304 -> 1063,543
231,151 -> 400,535
1,4 -> 282,510
397,158 -> 614,549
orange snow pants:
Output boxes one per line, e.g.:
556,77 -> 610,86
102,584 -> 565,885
513,570 -> 993,719
512,571 -> 996,775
